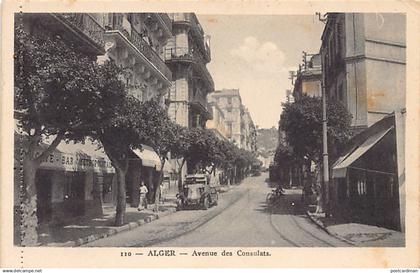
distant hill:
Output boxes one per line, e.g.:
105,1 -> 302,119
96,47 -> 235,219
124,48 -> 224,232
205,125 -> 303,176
256,127 -> 278,156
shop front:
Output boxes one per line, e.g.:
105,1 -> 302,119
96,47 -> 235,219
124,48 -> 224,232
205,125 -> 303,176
127,145 -> 163,207
14,140 -> 116,226
331,114 -> 402,231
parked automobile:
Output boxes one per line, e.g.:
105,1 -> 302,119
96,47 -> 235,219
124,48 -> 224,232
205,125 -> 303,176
176,174 -> 218,210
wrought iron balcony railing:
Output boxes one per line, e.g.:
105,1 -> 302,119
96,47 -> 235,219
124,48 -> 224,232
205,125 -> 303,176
153,13 -> 172,33
164,47 -> 214,90
54,13 -> 106,53
108,21 -> 172,81
168,13 -> 211,62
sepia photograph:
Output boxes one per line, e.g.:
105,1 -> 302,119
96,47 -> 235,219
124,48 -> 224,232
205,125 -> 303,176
12,11 -> 407,248
1,0 -> 419,269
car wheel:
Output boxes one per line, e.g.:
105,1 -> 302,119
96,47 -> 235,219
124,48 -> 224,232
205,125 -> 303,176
202,196 -> 210,210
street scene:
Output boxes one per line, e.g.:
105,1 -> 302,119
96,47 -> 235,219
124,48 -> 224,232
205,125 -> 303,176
14,12 -> 405,248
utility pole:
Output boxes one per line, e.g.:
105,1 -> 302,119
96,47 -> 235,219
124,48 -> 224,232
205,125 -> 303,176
288,71 -> 296,85
302,51 -> 308,70
317,12 -> 330,217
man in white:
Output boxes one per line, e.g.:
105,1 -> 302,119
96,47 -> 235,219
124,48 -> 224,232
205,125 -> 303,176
138,181 -> 148,211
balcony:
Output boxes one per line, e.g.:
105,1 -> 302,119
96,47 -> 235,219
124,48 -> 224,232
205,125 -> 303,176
189,94 -> 212,120
105,20 -> 172,84
149,13 -> 172,38
164,47 -> 214,91
168,13 -> 211,62
44,13 -> 106,55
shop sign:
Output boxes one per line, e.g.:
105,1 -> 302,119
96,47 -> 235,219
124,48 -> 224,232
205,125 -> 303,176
35,149 -> 115,173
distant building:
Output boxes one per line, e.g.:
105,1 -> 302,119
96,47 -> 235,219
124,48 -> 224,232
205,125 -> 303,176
321,13 -> 406,130
292,53 -> 322,101
164,13 -> 214,128
208,89 -> 256,152
258,154 -> 274,170
241,108 -> 257,152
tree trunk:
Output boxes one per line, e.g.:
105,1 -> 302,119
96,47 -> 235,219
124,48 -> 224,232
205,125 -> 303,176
114,166 -> 127,226
154,160 -> 165,212
20,158 -> 39,246
20,131 -> 64,246
177,158 -> 186,193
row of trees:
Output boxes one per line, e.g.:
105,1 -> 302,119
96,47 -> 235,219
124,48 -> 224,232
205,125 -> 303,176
274,94 -> 352,210
15,25 -> 258,246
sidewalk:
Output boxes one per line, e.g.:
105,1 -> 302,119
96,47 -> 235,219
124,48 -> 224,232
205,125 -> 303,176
38,197 -> 177,247
307,212 -> 405,247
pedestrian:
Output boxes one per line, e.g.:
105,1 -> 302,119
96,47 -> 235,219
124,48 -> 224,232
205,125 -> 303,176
159,183 -> 165,204
138,181 -> 148,211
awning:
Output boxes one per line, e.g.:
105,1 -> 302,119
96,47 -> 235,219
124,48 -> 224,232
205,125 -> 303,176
332,127 -> 393,178
18,138 -> 116,173
132,145 -> 162,170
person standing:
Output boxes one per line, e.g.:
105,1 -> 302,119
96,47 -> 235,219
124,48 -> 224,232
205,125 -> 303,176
138,181 -> 148,211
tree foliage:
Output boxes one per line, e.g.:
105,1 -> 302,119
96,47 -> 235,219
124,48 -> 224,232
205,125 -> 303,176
14,23 -> 114,244
279,95 -> 352,163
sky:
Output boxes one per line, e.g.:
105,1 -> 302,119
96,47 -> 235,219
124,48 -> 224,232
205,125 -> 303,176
198,15 -> 325,129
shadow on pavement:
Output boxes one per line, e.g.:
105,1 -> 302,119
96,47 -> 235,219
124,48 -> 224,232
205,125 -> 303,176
254,193 -> 306,216
36,202 -> 176,245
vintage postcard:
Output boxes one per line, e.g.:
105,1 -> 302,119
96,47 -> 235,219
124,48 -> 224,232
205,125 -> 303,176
0,0 -> 419,269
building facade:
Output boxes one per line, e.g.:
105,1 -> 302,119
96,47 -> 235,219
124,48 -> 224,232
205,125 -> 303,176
321,13 -> 406,231
321,13 -> 406,130
206,102 -> 229,140
99,13 -> 173,103
164,13 -> 214,128
292,53 -> 322,101
241,108 -> 258,152
208,89 -> 257,152
98,13 -> 174,206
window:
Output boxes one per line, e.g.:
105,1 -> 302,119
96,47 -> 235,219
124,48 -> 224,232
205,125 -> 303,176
227,122 -> 233,137
357,179 -> 367,196
337,21 -> 344,57
227,97 -> 232,105
338,83 -> 344,101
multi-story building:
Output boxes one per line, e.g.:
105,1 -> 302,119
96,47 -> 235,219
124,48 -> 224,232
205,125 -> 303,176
208,89 -> 242,146
241,108 -> 257,152
208,89 -> 256,152
321,13 -> 406,231
321,13 -> 406,130
14,13 -> 174,232
206,102 -> 228,140
292,53 -> 322,101
98,13 -> 174,207
99,13 -> 173,103
164,13 -> 214,128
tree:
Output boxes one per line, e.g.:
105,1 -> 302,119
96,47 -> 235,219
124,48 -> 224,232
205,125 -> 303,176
184,128 -> 221,174
135,99 -> 183,211
279,94 -> 352,211
168,126 -> 190,192
279,95 -> 352,164
92,96 -> 146,226
14,24 -> 107,245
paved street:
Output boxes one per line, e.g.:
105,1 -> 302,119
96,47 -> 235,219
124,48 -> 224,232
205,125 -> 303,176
85,173 -> 350,247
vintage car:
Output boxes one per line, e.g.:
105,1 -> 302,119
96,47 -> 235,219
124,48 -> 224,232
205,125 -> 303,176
176,174 -> 218,210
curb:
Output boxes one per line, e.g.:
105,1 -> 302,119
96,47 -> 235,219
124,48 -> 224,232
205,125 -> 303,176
45,207 -> 177,247
137,188 -> 248,247
305,211 -> 356,246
